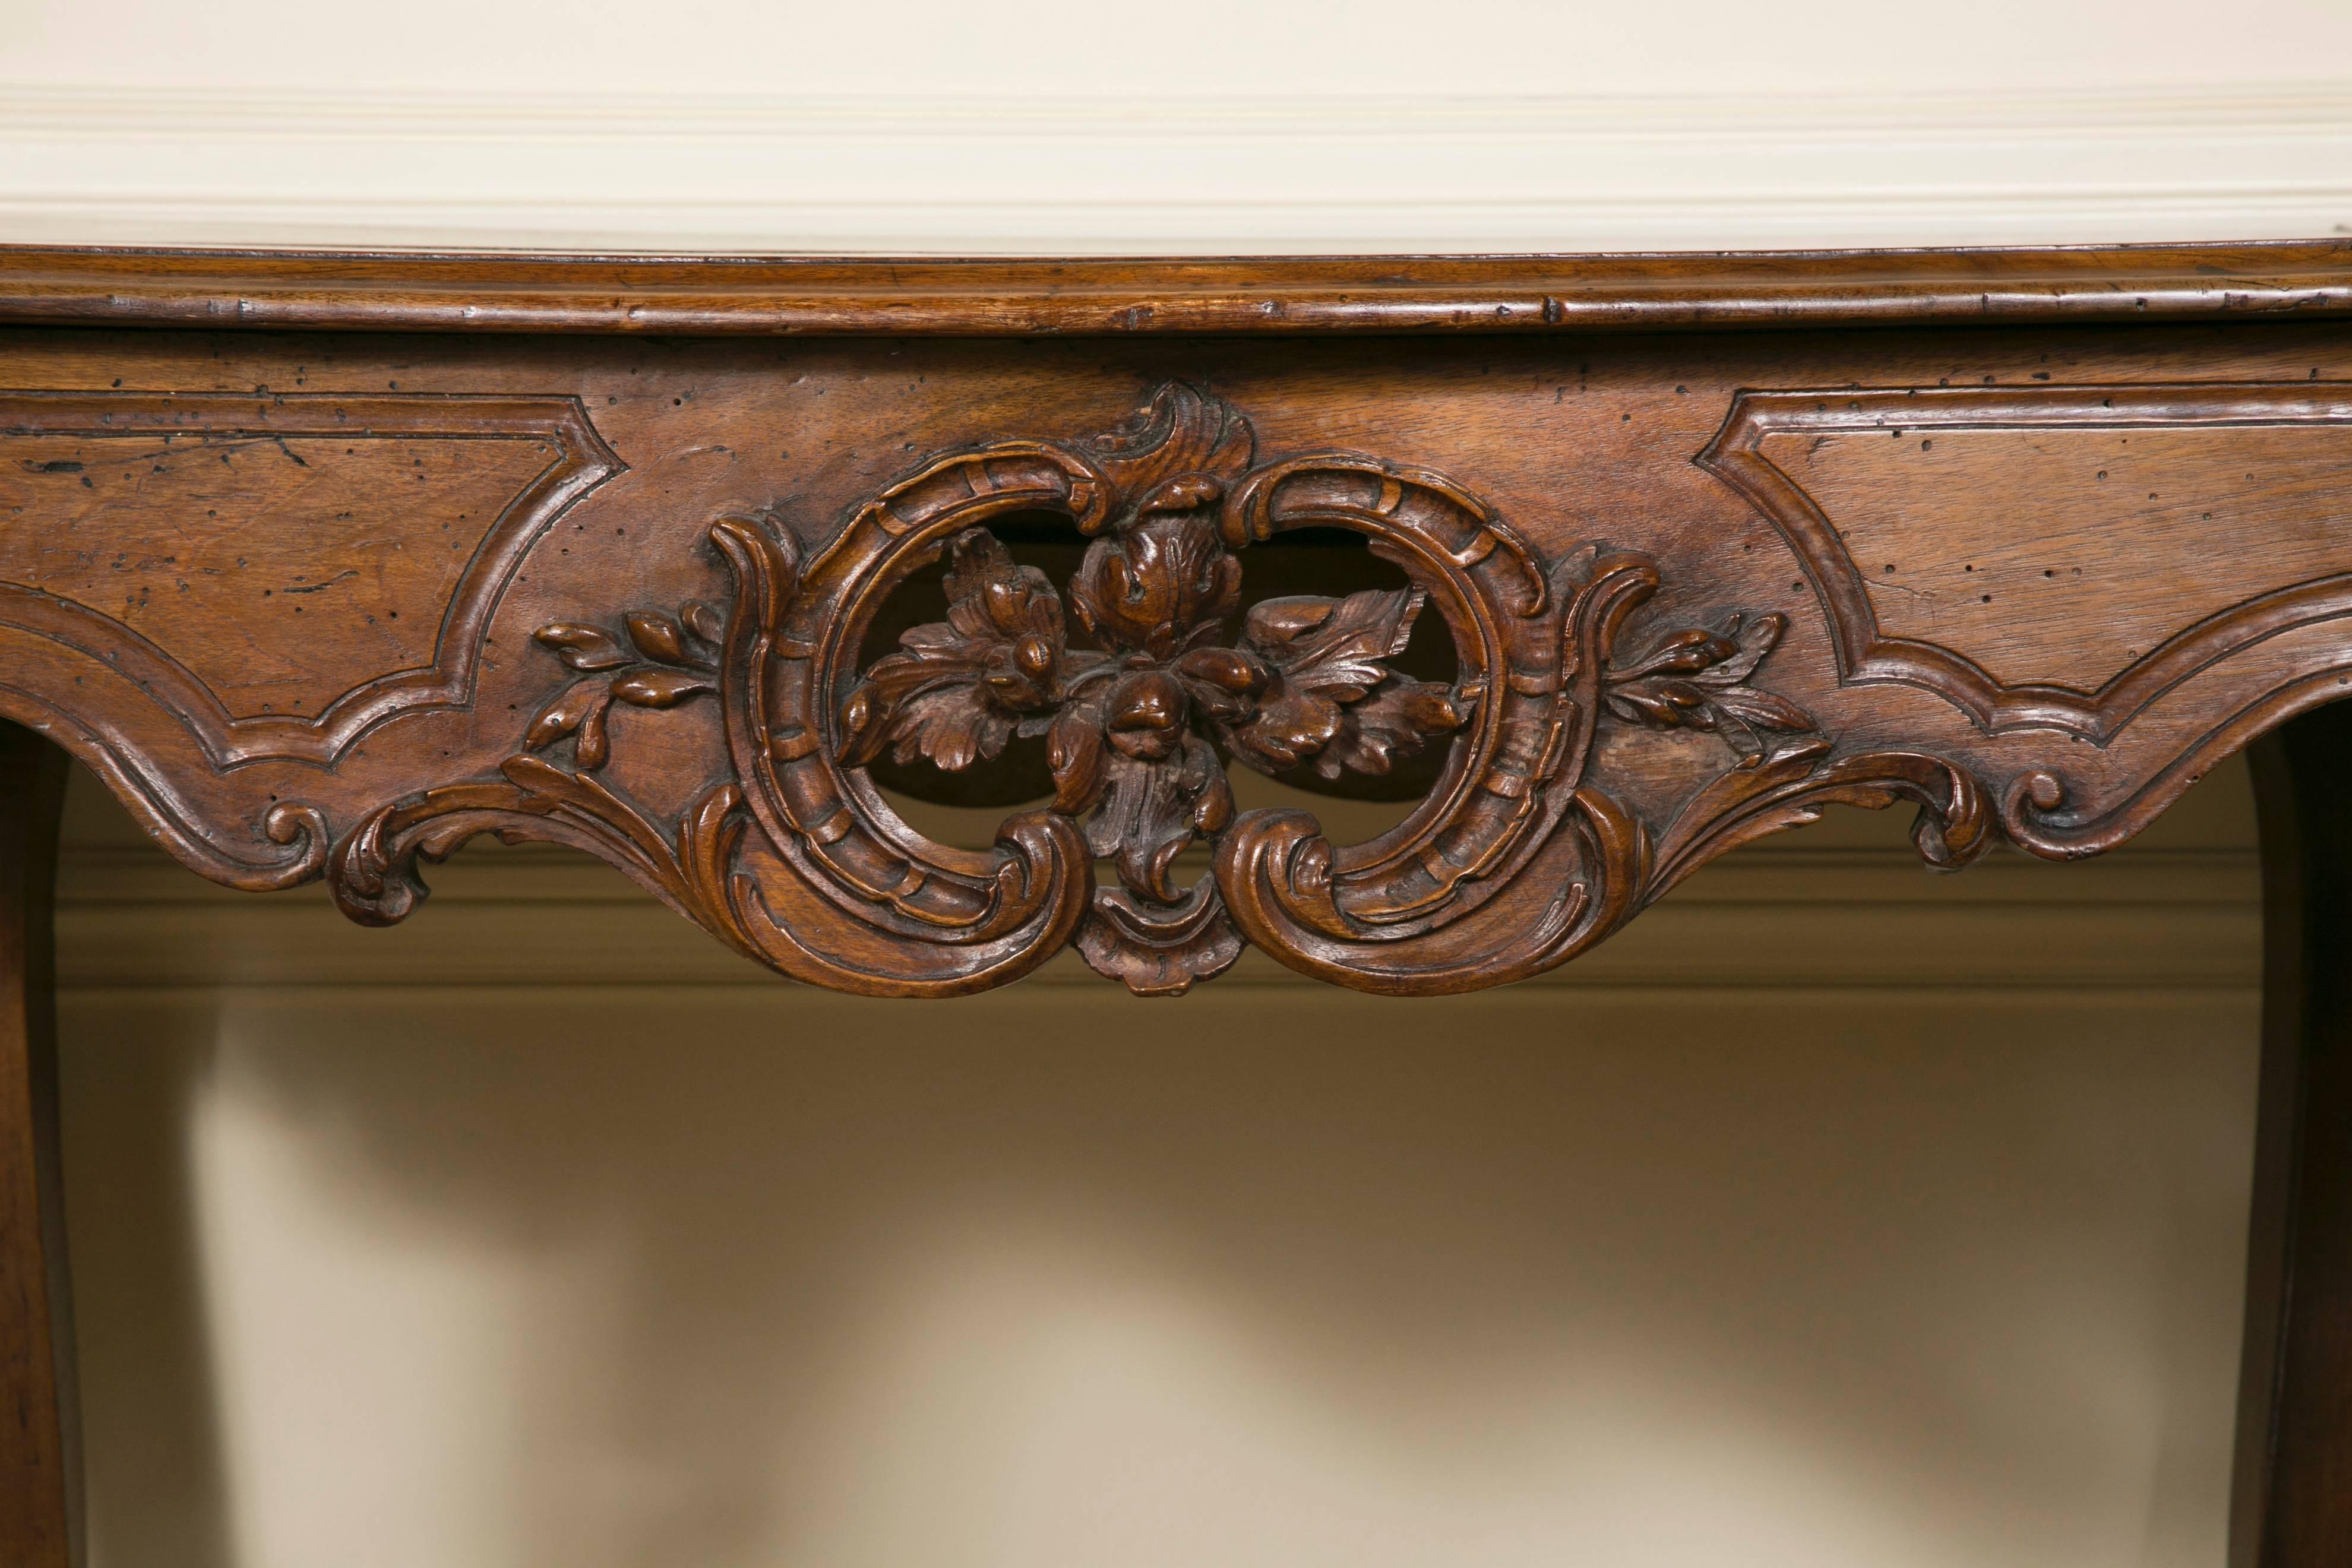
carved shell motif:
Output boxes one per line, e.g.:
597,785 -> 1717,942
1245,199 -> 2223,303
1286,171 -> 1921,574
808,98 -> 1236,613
333,381 -> 1992,995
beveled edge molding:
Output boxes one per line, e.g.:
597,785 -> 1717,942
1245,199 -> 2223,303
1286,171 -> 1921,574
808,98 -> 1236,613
1698,383 -> 2352,742
0,391 -> 624,767
2,242 -> 2351,336
0,679 -> 326,892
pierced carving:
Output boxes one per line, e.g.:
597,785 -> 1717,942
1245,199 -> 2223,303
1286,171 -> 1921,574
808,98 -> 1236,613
333,381 -> 1993,995
826,408 -> 1468,991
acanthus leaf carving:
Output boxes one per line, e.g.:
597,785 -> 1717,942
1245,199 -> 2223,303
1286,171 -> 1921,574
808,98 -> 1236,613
837,528 -> 1102,773
329,380 -> 1997,997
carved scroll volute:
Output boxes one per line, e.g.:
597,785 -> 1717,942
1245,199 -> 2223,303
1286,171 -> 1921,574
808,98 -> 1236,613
333,444 -> 1107,998
806,383 -> 1270,994
704,447 -> 1104,994
1208,461 -> 1638,991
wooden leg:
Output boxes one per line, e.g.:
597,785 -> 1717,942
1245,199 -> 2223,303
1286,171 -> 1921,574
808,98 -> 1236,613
2239,703 -> 2352,1567
0,724 -> 77,1567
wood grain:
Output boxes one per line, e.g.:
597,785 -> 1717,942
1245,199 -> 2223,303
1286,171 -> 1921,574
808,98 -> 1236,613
1703,385 -> 2352,739
0,391 -> 619,765
3,241 -> 2352,336
1,429 -> 551,721
1768,423 -> 2352,691
0,315 -> 2338,991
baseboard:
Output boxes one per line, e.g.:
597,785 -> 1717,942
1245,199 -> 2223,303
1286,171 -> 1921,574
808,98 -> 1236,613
52,840 -> 2261,993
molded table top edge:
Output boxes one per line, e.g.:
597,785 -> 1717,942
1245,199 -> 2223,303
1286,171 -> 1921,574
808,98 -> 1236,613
5,239 -> 2352,335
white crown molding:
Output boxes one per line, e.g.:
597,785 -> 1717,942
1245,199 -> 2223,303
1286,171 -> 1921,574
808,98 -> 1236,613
1,81 -> 2348,251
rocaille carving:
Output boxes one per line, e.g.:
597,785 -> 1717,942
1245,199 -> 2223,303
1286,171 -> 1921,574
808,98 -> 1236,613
331,382 -> 1993,995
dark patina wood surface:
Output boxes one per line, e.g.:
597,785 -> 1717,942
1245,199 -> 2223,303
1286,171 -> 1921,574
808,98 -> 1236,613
2,241 -> 2351,1563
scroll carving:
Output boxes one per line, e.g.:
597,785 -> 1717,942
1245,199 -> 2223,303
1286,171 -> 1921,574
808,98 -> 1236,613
331,382 -> 1993,995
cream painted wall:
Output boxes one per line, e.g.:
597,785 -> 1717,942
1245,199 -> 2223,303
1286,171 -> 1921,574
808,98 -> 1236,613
51,760 -> 2266,1568
4,3 -> 2352,248
2,2 -> 2334,1563
4,0 -> 2346,94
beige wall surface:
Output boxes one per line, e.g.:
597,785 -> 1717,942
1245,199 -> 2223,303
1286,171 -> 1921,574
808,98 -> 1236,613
4,2 -> 2352,249
52,760 -> 2264,1568
10,0 -> 2350,94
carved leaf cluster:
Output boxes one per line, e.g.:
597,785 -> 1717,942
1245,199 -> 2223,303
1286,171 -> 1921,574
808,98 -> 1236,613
527,600 -> 723,768
1218,587 -> 1466,780
1603,612 -> 1814,761
840,518 -> 1467,907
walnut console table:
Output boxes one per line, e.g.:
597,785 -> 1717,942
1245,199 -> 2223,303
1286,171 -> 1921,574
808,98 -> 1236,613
2,243 -> 2351,1563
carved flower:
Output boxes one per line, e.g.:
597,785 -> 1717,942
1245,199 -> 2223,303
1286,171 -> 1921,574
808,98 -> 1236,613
839,530 -> 1109,772
837,393 -> 1468,912
843,532 -> 1464,905
1218,587 -> 1467,781
1068,510 -> 1241,660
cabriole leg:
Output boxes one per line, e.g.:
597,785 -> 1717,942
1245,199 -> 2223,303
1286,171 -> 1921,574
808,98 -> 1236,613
2239,703 -> 2352,1566
0,723 -> 78,1567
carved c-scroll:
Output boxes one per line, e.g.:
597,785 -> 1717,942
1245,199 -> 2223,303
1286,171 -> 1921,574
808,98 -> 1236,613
334,382 -> 1993,995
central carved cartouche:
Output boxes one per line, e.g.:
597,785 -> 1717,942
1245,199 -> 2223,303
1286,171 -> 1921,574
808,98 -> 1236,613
834,406 -> 1465,949
331,380 -> 1994,997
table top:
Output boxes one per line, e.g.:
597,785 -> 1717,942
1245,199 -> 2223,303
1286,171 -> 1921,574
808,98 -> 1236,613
4,240 -> 2352,334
